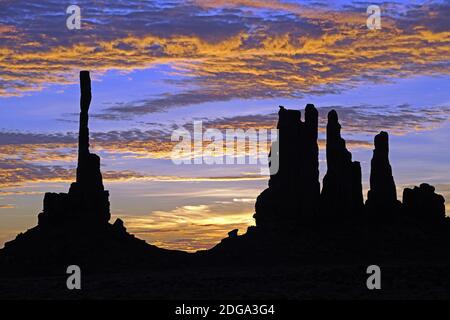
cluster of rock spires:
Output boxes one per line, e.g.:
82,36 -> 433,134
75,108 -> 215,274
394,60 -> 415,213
0,71 -> 447,274
253,105 -> 445,231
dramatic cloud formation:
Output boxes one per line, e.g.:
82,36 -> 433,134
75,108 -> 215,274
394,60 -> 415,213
0,0 -> 448,109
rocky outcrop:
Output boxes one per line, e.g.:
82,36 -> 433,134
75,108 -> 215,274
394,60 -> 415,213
403,183 -> 445,222
320,110 -> 364,216
365,131 -> 401,216
228,229 -> 238,238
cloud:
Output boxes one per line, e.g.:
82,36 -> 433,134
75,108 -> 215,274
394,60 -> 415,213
0,150 -> 267,189
119,202 -> 255,251
317,104 -> 450,135
0,131 -> 76,145
435,184 -> 450,192
0,129 -> 175,163
0,0 -> 448,109
0,204 -> 15,209
0,157 -> 146,188
0,104 -> 447,181
198,103 -> 450,135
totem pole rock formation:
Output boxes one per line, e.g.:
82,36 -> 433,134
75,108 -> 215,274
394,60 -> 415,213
320,110 -> 364,217
0,71 -> 167,273
365,131 -> 401,216
38,71 -> 110,226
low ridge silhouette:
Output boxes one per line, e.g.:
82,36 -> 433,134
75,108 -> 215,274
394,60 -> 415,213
0,71 -> 448,280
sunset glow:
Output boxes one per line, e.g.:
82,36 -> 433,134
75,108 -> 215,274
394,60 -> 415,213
0,0 -> 449,252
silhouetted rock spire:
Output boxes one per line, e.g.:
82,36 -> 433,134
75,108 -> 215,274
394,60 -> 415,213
366,131 -> 401,216
320,110 -> 363,216
275,106 -> 302,199
38,71 -> 110,226
0,71 -> 175,274
76,71 -> 104,192
302,104 -> 320,214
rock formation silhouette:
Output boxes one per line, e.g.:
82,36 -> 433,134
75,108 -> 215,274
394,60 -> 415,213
320,110 -> 364,217
0,71 -> 185,274
38,71 -> 110,227
244,104 -> 447,240
302,104 -> 321,215
206,104 -> 449,276
403,183 -> 445,222
254,105 -> 320,230
365,131 -> 401,217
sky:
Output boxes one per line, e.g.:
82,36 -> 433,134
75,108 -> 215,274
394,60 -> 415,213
0,0 -> 449,251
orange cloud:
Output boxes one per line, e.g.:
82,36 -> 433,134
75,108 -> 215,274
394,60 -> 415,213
119,203 -> 255,252
0,204 -> 15,209
0,2 -> 448,101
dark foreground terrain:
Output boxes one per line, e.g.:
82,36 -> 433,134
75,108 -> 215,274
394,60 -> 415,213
1,262 -> 450,300
2,217 -> 450,300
